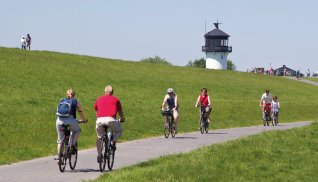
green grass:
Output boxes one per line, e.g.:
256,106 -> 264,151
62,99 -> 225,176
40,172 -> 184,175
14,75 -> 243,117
92,122 -> 318,182
1,47 -> 318,164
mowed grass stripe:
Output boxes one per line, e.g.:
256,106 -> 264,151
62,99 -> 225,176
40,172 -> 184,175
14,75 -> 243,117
93,122 -> 318,182
0,47 -> 318,164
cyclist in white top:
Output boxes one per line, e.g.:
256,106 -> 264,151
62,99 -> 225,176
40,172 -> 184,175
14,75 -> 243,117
259,89 -> 272,120
272,96 -> 280,123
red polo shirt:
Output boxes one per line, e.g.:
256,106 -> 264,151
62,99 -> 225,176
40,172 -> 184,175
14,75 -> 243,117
94,95 -> 122,118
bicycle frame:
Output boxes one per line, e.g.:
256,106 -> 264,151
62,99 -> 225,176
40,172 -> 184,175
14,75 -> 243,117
162,110 -> 175,138
200,107 -> 209,134
99,125 -> 115,172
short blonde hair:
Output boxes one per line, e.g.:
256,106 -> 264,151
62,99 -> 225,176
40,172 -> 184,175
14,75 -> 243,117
105,85 -> 113,94
66,88 -> 75,99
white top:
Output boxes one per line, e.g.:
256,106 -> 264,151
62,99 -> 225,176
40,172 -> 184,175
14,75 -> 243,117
21,38 -> 26,45
261,93 -> 272,104
272,101 -> 280,112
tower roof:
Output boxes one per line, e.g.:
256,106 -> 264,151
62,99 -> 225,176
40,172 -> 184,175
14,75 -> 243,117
205,28 -> 230,37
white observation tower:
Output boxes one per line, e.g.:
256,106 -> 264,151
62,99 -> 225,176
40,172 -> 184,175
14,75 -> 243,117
202,22 -> 232,69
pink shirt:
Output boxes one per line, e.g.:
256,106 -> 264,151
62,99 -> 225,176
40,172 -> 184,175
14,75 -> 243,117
94,95 -> 122,118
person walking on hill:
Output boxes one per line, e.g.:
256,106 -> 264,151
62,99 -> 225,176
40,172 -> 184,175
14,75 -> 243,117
161,88 -> 179,133
26,34 -> 31,50
195,88 -> 212,126
21,36 -> 26,50
56,88 -> 88,158
94,85 -> 125,163
259,89 -> 272,121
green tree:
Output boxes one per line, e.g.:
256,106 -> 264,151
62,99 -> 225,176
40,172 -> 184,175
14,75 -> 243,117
227,59 -> 236,71
186,58 -> 206,68
140,56 -> 172,65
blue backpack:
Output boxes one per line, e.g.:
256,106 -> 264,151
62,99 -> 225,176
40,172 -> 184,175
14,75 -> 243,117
56,98 -> 76,117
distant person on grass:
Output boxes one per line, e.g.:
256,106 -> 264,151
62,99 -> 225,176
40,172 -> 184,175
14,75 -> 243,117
195,88 -> 212,127
259,89 -> 272,121
21,36 -> 26,50
161,88 -> 179,133
26,34 -> 31,50
272,96 -> 280,123
56,88 -> 88,158
94,85 -> 125,163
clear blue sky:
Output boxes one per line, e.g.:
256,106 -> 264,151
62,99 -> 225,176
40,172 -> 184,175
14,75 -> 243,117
1,0 -> 318,72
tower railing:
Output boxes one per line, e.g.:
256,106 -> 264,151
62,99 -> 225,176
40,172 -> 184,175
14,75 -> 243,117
202,46 -> 232,52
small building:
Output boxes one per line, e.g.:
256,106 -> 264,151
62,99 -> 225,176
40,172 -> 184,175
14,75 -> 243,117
274,65 -> 303,77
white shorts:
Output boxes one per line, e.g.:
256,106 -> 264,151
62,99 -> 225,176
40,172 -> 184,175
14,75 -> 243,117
96,117 -> 123,141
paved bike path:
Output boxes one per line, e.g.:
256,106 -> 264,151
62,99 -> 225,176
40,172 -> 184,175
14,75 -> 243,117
0,121 -> 312,182
286,76 -> 318,86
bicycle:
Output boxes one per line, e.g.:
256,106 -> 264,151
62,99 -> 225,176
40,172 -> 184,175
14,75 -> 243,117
199,106 -> 209,134
162,110 -> 176,138
263,108 -> 271,126
272,111 -> 279,126
57,120 -> 85,172
98,119 -> 124,172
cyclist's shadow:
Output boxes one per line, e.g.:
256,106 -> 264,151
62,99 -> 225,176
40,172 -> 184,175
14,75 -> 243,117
69,168 -> 102,173
172,136 -> 197,139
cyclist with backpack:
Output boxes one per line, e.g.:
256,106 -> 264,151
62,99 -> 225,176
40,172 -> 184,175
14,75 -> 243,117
56,88 -> 88,158
94,85 -> 125,163
195,88 -> 212,124
161,88 -> 179,133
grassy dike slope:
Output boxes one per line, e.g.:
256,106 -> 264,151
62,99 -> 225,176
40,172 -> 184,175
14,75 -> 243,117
1,47 -> 318,164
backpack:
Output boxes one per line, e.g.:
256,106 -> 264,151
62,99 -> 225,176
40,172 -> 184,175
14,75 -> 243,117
56,98 -> 76,117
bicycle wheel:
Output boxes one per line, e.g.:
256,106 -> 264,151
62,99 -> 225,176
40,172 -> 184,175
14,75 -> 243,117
164,118 -> 170,138
200,118 -> 204,134
59,142 -> 68,172
204,119 -> 209,133
273,115 -> 278,125
69,142 -> 78,170
107,134 -> 115,170
99,138 -> 107,172
171,121 -> 176,138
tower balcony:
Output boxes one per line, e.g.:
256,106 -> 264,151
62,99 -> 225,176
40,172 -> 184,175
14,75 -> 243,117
202,46 -> 232,52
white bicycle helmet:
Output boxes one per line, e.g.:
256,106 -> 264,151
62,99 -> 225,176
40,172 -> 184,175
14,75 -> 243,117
167,88 -> 174,93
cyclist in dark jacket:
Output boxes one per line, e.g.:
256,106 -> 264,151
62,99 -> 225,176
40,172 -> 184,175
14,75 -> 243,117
161,88 -> 179,133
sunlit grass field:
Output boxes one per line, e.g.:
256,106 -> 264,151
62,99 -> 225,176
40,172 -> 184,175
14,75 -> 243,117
93,122 -> 318,182
1,47 -> 318,164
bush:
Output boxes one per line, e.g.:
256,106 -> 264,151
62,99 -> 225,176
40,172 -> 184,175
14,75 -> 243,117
140,56 -> 172,65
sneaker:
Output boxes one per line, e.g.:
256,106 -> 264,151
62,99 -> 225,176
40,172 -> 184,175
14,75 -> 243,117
71,145 -> 77,155
57,160 -> 64,165
54,154 -> 62,160
111,142 -> 117,151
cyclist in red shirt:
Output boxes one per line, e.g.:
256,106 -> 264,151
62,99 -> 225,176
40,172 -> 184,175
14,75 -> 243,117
195,88 -> 212,125
94,85 -> 125,162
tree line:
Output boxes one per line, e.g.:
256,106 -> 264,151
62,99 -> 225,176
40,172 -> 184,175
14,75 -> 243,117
140,56 -> 236,70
